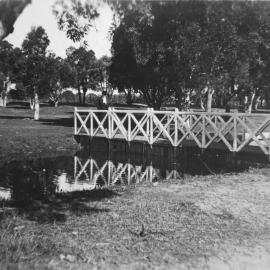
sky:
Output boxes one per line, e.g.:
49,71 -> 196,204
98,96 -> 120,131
5,0 -> 113,59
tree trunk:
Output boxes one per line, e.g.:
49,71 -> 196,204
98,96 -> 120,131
254,96 -> 261,111
78,86 -> 82,105
54,100 -> 59,107
200,97 -> 205,111
126,90 -> 132,106
153,99 -> 162,110
82,87 -> 87,105
175,89 -> 183,109
83,92 -> 85,105
30,97 -> 34,110
206,89 -> 214,113
184,90 -> 191,111
3,94 -> 7,107
219,94 -> 225,108
0,93 -> 7,107
0,79 -> 8,107
247,92 -> 255,114
34,92 -> 39,120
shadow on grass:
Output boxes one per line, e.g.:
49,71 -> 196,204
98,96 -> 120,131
1,189 -> 118,223
0,115 -> 32,120
0,156 -> 119,224
40,117 -> 74,127
0,115 -> 74,127
7,101 -> 51,108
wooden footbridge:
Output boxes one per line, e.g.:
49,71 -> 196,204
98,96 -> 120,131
74,107 -> 270,155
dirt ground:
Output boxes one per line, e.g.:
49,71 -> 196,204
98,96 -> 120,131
1,172 -> 270,270
0,103 -> 270,269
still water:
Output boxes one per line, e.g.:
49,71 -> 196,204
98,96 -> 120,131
0,139 -> 269,204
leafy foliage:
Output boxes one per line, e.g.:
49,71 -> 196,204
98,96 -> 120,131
20,26 -> 50,99
53,0 -> 99,42
109,1 -> 270,111
44,53 -> 74,106
0,40 -> 24,104
66,46 -> 101,104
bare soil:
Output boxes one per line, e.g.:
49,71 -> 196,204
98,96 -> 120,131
0,103 -> 270,269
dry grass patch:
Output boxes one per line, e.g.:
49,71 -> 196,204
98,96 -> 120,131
1,170 -> 270,269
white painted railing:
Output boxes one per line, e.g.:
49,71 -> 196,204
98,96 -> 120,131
74,107 -> 270,155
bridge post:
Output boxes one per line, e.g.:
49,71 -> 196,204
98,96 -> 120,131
149,162 -> 153,182
127,112 -> 131,142
108,107 -> 112,139
174,108 -> 178,147
268,138 -> 270,156
74,107 -> 77,135
166,113 -> 170,135
233,112 -> 237,152
173,146 -> 178,179
90,157 -> 94,183
90,110 -> 93,137
202,115 -> 206,148
147,108 -> 154,145
107,140 -> 112,185
146,109 -> 150,138
74,156 -> 77,181
111,107 -> 114,136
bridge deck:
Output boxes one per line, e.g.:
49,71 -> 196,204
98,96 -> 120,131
77,130 -> 267,154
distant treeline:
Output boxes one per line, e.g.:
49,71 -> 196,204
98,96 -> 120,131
2,1 -> 270,116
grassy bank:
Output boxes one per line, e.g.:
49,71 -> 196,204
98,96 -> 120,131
1,172 -> 270,270
0,103 -> 270,269
0,104 -> 81,163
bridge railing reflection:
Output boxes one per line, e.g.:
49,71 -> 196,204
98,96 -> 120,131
74,156 -> 181,187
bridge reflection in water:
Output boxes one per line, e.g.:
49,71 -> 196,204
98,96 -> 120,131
72,138 -> 267,190
0,139 -> 269,203
74,156 -> 181,188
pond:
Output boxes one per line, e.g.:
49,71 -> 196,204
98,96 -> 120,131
0,138 -> 269,205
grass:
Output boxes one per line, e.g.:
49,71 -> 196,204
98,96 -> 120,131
1,173 -> 270,269
0,103 -> 82,163
0,101 -> 270,269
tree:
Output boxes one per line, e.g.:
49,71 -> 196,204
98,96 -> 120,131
0,40 -> 23,106
109,25 -> 138,105
110,1 -> 209,109
109,2 -> 170,109
196,1 -> 270,113
66,46 -> 99,105
96,56 -> 113,99
21,26 -> 50,120
0,40 -> 14,106
44,53 -> 75,107
110,1 -> 270,112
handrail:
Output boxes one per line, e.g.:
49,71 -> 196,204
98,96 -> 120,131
75,107 -> 270,117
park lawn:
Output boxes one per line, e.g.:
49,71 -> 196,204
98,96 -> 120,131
0,104 -> 82,163
0,103 -> 270,269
